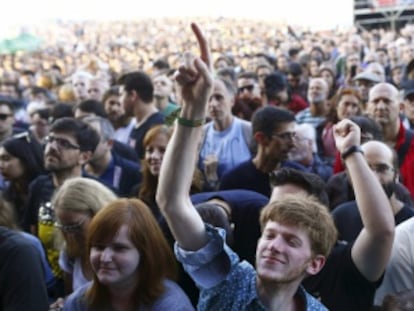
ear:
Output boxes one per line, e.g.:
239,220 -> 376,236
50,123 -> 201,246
254,131 -> 269,146
306,254 -> 326,276
78,151 -> 93,165
130,90 -> 139,102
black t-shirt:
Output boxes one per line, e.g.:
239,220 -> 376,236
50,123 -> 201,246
219,159 -> 271,197
333,200 -> 414,242
0,227 -> 49,311
128,112 -> 165,159
303,241 -> 381,311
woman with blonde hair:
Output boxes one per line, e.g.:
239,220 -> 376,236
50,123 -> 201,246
63,198 -> 193,310
52,177 -> 117,295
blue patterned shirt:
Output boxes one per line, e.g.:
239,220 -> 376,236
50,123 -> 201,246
175,225 -> 328,311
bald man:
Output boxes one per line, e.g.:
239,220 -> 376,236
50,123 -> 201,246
332,140 -> 414,242
366,82 -> 414,198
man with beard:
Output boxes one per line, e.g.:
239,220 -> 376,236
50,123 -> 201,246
156,23 -> 336,310
366,82 -> 414,198
219,105 -> 296,197
23,117 -> 99,300
103,86 -> 135,145
332,140 -> 414,242
295,78 -> 330,129
199,78 -> 252,190
232,71 -> 263,121
282,123 -> 332,182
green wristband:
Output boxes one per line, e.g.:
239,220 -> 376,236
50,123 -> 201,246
177,116 -> 205,127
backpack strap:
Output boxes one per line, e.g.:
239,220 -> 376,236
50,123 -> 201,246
398,129 -> 414,167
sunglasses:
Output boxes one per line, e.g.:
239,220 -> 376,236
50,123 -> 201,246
0,113 -> 11,121
44,135 -> 80,150
54,217 -> 88,233
238,85 -> 255,93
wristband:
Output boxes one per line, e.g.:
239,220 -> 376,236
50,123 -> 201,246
177,116 -> 205,127
341,145 -> 363,161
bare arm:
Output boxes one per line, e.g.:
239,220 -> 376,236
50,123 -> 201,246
156,23 -> 213,251
334,119 -> 394,282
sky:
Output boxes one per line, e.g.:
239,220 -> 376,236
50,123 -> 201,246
2,0 -> 354,36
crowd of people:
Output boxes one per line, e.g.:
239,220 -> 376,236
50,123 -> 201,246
1,16 -> 414,310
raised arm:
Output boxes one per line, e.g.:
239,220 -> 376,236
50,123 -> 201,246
156,23 -> 213,251
334,119 -> 394,282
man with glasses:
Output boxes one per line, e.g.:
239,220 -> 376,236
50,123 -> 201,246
332,140 -> 414,242
220,106 -> 296,197
23,117 -> 100,300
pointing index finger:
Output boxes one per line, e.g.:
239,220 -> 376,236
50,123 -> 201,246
191,23 -> 212,70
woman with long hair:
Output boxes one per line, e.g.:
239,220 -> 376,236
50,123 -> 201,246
53,177 -> 117,293
137,125 -> 202,223
0,131 -> 45,225
63,198 -> 193,310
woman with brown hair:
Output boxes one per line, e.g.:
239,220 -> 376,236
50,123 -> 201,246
136,125 -> 202,224
319,86 -> 363,164
63,198 -> 193,310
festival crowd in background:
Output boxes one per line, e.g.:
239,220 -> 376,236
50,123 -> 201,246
1,17 -> 414,310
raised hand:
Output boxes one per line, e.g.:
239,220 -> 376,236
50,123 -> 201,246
174,23 -> 213,118
333,118 -> 361,154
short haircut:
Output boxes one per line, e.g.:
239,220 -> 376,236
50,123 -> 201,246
251,106 -> 295,137
83,115 -> 115,141
216,67 -> 237,85
86,198 -> 177,308
271,167 -> 329,207
75,99 -> 107,118
50,117 -> 100,153
260,194 -> 337,257
237,71 -> 258,82
118,71 -> 154,103
216,77 -> 236,97
102,86 -> 119,104
0,100 -> 14,113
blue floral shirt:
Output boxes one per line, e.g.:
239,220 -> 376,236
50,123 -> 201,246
175,225 -> 328,311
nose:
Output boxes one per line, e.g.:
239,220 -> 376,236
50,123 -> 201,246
268,234 -> 285,252
100,247 -> 113,262
149,149 -> 162,160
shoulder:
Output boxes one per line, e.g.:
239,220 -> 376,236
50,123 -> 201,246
64,282 -> 91,311
150,280 -> 194,311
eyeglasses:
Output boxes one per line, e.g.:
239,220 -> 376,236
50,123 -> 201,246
0,113 -> 11,121
272,131 -> 297,141
368,163 -> 395,174
44,135 -> 80,150
238,85 -> 254,93
54,218 -> 88,233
